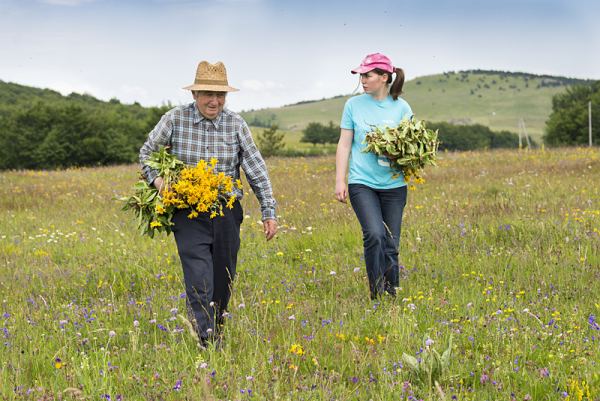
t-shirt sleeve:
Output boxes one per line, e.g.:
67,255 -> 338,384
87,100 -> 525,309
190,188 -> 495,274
340,100 -> 354,130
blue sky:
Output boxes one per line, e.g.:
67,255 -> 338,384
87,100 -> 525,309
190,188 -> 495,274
1,0 -> 598,111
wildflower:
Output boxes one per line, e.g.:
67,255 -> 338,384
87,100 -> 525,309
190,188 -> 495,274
122,149 -> 239,238
588,314 -> 600,330
173,379 -> 182,391
54,358 -> 63,369
108,330 -> 116,338
289,344 -> 305,356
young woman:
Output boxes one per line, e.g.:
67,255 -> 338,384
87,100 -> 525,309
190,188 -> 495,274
335,53 -> 413,300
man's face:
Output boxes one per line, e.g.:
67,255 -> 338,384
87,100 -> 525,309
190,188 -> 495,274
193,91 -> 227,120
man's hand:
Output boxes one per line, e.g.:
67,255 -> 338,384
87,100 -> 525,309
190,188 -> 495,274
153,177 -> 165,193
263,219 -> 278,241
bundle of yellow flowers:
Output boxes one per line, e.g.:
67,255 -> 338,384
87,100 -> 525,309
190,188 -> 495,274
120,147 -> 241,238
162,158 -> 242,219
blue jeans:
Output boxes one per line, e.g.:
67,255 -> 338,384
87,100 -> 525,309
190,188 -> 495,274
349,184 -> 408,299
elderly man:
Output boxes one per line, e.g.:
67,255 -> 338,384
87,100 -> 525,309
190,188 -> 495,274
139,61 -> 277,347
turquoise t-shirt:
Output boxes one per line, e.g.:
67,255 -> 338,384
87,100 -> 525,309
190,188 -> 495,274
340,94 -> 413,189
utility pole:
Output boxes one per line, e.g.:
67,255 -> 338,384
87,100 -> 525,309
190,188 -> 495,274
589,101 -> 593,147
519,118 -> 531,149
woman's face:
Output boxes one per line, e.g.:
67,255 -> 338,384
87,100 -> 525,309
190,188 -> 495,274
360,71 -> 388,94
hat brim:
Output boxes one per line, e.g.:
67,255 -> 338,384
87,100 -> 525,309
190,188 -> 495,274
351,65 -> 395,74
182,84 -> 239,92
351,66 -> 373,74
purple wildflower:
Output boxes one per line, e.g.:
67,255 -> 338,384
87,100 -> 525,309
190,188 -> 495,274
588,314 -> 600,330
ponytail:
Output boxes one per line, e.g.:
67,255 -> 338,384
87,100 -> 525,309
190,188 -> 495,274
389,67 -> 405,100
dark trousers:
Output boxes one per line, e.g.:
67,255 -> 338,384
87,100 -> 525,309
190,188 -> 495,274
172,201 -> 243,340
348,184 -> 408,299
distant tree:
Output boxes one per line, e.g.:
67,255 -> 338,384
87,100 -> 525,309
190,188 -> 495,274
544,82 -> 600,146
301,121 -> 339,146
256,124 -> 285,157
490,130 -> 520,148
301,122 -> 326,146
429,122 -> 521,151
323,121 -> 340,144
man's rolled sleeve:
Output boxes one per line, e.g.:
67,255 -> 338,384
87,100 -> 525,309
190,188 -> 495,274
139,113 -> 173,184
239,123 -> 276,221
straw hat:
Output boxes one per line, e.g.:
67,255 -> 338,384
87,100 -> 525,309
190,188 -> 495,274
183,61 -> 239,92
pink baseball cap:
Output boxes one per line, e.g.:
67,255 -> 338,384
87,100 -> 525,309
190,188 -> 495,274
351,53 -> 395,74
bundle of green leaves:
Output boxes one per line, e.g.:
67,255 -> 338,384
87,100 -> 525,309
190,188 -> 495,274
363,118 -> 440,179
119,147 -> 184,238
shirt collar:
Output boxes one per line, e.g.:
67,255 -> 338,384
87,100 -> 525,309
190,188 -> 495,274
192,102 -> 223,128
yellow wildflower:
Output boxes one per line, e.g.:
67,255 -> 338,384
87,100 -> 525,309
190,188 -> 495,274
289,344 -> 305,356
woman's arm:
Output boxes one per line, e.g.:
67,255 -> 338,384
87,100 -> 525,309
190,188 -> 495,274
335,128 -> 353,203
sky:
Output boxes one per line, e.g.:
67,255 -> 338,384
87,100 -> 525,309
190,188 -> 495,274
1,0 -> 599,111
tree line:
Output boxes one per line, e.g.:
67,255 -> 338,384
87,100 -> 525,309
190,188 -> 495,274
0,78 -> 596,169
0,81 -> 169,170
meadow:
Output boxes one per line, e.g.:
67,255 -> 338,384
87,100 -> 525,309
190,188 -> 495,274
1,148 -> 599,400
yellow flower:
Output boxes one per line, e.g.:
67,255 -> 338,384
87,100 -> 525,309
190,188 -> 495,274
168,159 -> 237,220
289,344 -> 305,356
150,221 -> 162,228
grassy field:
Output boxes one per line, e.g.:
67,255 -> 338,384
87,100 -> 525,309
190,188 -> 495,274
1,148 -> 599,400
241,71 -> 593,142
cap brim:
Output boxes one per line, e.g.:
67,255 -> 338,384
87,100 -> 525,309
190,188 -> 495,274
182,84 -> 239,92
351,66 -> 373,74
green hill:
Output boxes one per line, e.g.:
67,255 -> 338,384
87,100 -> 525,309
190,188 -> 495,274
0,80 -> 169,169
241,70 -> 595,141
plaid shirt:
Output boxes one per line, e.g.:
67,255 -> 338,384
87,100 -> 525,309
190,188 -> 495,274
139,103 -> 276,221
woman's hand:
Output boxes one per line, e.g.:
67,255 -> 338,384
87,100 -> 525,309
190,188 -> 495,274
335,180 -> 348,203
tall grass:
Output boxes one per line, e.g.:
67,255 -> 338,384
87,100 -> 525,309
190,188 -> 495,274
1,148 -> 599,400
